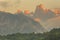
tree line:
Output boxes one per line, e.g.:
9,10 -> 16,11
0,28 -> 60,40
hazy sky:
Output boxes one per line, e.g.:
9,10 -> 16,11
0,0 -> 60,13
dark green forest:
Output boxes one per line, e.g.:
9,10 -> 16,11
0,28 -> 60,40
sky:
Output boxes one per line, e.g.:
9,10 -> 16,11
0,0 -> 60,13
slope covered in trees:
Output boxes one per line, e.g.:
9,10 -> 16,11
0,28 -> 60,40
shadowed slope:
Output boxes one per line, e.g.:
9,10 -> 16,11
0,11 -> 45,35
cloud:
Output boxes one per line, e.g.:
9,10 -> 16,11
0,1 -> 9,8
0,0 -> 21,13
0,0 -> 21,8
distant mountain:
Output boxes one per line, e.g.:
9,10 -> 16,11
0,11 -> 45,35
44,9 -> 56,20
33,4 -> 60,31
0,4 -> 60,35
34,4 -> 45,20
34,4 -> 56,21
43,16 -> 60,31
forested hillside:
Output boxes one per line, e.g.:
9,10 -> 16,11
0,28 -> 60,40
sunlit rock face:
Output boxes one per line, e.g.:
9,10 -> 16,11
34,4 -> 56,21
51,9 -> 60,16
34,4 -> 46,20
33,4 -> 60,32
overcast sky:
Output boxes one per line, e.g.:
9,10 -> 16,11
0,0 -> 60,13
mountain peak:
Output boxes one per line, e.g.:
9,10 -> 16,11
37,4 -> 46,10
44,8 -> 49,13
24,10 -> 30,15
37,4 -> 49,13
38,4 -> 44,8
51,9 -> 60,15
17,9 -> 22,13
